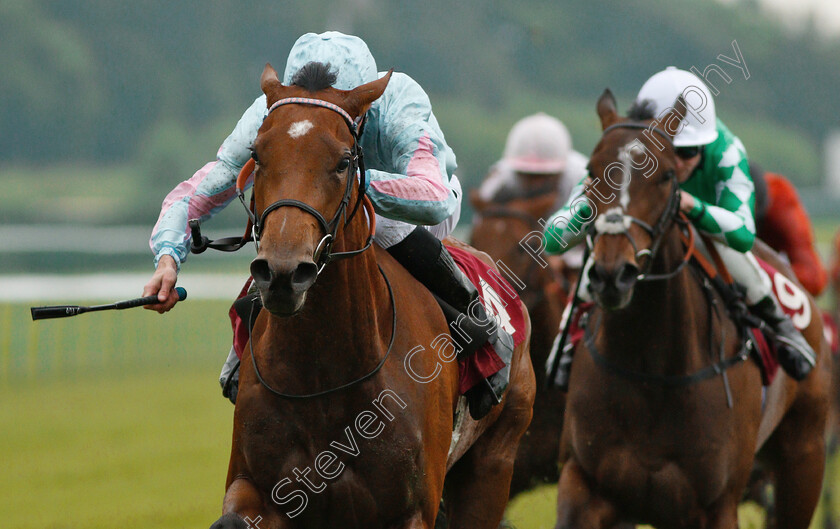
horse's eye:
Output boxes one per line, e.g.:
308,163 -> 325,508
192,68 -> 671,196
337,158 -> 351,173
661,169 -> 675,184
250,149 -> 260,164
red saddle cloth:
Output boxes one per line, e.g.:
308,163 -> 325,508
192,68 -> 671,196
228,246 -> 527,395
565,303 -> 780,386
446,245 -> 527,394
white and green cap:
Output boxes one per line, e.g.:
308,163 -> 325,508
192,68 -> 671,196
636,66 -> 718,147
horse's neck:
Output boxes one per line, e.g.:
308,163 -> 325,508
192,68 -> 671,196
263,210 -> 390,382
600,229 -> 708,373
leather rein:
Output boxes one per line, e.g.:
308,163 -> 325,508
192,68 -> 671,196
189,97 -> 375,275
581,122 -> 748,398
587,122 -> 692,282
189,96 -> 398,399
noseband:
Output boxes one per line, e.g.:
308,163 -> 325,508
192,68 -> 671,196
240,97 -> 373,274
588,122 -> 688,282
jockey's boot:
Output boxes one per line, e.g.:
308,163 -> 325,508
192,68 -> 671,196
751,295 -> 816,381
387,226 -> 515,419
219,291 -> 261,404
552,341 -> 575,392
219,346 -> 241,404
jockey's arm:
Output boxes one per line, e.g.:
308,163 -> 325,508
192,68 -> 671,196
149,95 -> 266,270
542,176 -> 590,255
365,73 -> 459,226
682,139 -> 756,254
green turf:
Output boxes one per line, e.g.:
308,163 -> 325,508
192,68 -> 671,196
3,299 -> 840,528
0,368 -> 232,529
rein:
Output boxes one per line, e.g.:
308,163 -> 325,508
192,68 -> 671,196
587,121 -> 688,282
191,96 -> 395,399
247,263 -> 397,399
582,262 -> 749,404
189,96 -> 375,274
580,121 -> 748,399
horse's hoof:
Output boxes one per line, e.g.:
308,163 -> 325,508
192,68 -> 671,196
209,513 -> 249,529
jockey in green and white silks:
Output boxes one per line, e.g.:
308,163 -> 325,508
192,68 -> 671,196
544,67 -> 815,385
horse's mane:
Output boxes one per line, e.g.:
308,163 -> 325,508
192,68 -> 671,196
291,61 -> 339,92
627,99 -> 657,120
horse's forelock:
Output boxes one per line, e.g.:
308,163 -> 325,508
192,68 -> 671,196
291,62 -> 339,92
627,99 -> 657,121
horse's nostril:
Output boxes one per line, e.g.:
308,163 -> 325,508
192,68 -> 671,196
588,263 -> 607,292
250,258 -> 272,284
617,263 -> 640,289
291,262 -> 319,292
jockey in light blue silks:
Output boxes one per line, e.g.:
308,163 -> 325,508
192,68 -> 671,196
143,31 -> 512,419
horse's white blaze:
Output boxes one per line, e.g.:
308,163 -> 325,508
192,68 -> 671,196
617,143 -> 633,209
288,120 -> 313,138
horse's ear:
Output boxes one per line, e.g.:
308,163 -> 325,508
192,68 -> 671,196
660,96 -> 688,138
597,89 -> 619,130
342,70 -> 393,118
261,63 -> 285,104
469,189 -> 489,213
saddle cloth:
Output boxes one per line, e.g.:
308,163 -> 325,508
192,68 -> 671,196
565,253 -> 826,387
446,245 -> 527,393
565,302 -> 780,386
228,247 -> 527,395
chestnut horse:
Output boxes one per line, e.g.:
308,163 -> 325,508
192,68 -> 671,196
469,190 -> 570,496
555,91 -> 830,529
209,64 -> 535,529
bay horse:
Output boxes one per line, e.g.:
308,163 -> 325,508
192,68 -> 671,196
209,63 -> 535,529
469,189 -> 570,496
554,90 -> 830,529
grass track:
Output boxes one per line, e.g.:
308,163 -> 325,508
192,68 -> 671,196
3,292 -> 840,528
1,368 -> 232,529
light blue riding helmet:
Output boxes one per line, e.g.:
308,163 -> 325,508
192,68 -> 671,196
283,31 -> 378,90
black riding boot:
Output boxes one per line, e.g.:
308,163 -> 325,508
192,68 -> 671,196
387,227 -> 515,419
220,346 -> 240,404
751,295 -> 816,381
219,291 -> 261,404
546,301 -> 584,391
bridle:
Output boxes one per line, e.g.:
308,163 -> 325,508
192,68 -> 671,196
580,122 -> 747,399
245,97 -> 373,274
189,96 -> 375,275
234,96 -> 397,399
587,122 -> 691,282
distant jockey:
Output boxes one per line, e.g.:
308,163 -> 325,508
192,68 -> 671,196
544,67 -> 816,388
752,164 -> 828,297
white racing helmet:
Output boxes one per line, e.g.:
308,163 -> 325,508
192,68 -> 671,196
636,67 -> 718,147
502,112 -> 572,174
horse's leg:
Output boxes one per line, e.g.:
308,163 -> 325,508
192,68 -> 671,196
823,434 -> 840,529
700,493 -> 741,529
554,459 -> 618,529
209,477 -> 275,529
766,401 -> 828,529
444,364 -> 534,528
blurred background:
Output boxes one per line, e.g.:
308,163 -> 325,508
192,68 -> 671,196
2,0 -> 840,527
